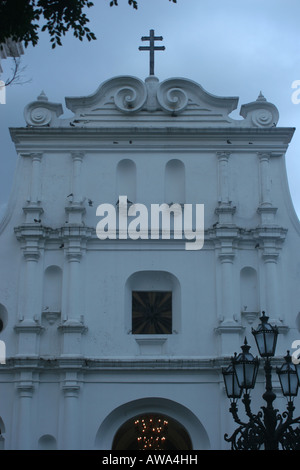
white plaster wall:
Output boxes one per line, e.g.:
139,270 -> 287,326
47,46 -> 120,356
0,75 -> 299,450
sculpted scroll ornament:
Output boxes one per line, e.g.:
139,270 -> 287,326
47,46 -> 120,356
24,91 -> 63,127
26,106 -> 52,126
240,92 -> 279,128
113,80 -> 147,114
157,81 -> 188,114
251,109 -> 273,127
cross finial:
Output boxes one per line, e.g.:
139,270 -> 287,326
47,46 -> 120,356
139,29 -> 165,76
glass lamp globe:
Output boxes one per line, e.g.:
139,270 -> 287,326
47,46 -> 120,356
232,338 -> 259,391
252,311 -> 278,358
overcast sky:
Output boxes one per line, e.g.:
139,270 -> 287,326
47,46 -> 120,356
1,0 -> 300,219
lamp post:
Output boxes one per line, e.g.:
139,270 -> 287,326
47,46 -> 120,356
222,312 -> 300,450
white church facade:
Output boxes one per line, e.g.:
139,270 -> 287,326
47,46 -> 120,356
0,49 -> 300,449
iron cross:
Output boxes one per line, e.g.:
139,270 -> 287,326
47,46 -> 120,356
139,29 -> 165,76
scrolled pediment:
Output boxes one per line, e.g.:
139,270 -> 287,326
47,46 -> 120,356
65,76 -> 147,115
23,76 -> 280,129
63,75 -> 240,127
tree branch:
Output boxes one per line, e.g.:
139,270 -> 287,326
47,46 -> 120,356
4,57 -> 31,86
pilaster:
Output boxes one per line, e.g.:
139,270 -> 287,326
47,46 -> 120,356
15,374 -> 34,449
14,227 -> 45,355
61,372 -> 81,450
59,226 -> 89,356
215,152 -> 236,224
214,230 -> 244,355
257,152 -> 279,225
65,152 -> 86,225
254,226 -> 288,331
22,152 -> 44,223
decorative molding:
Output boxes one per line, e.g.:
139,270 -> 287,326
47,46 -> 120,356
14,225 -> 49,247
114,83 -> 147,114
23,203 -> 44,217
215,323 -> 245,335
14,321 -> 44,334
215,203 -> 236,225
16,381 -> 34,398
58,320 -> 87,334
157,81 -> 189,114
65,252 -> 82,263
240,92 -> 279,128
42,310 -> 61,325
135,336 -> 167,355
64,75 -> 244,125
71,151 -> 84,162
218,252 -> 235,263
257,205 -> 278,217
241,310 -> 259,325
65,76 -> 147,115
1,355 -> 244,372
24,91 -> 63,127
23,250 -> 40,262
65,203 -> 86,214
62,382 -> 80,398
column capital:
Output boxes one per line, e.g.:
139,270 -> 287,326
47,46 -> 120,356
71,151 -> 84,162
31,152 -> 43,162
257,151 -> 271,161
66,251 -> 82,262
216,151 -> 231,160
16,381 -> 34,398
219,252 -> 235,263
23,250 -> 40,262
262,252 -> 279,263
62,382 -> 80,398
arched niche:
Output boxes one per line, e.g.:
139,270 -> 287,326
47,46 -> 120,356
295,312 -> 300,332
240,267 -> 259,323
125,270 -> 181,335
38,434 -> 57,450
165,159 -> 185,204
42,265 -> 62,313
0,303 -> 8,332
116,159 -> 136,203
94,397 -> 210,450
0,417 -> 5,450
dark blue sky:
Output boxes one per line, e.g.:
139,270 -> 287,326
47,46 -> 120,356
1,0 -> 300,219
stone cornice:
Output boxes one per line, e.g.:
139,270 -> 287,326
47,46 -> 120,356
0,356 -> 229,372
9,126 -> 295,146
13,223 -> 288,252
253,226 -> 288,241
0,355 -> 287,373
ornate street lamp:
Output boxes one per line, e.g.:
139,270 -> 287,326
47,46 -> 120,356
252,311 -> 278,358
232,338 -> 259,391
277,351 -> 299,399
223,312 -> 300,450
222,359 -> 243,402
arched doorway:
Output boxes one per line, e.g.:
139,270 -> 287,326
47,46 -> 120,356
94,397 -> 210,450
112,413 -> 193,450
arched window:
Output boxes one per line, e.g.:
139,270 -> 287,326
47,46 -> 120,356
116,159 -> 136,203
165,159 -> 185,204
